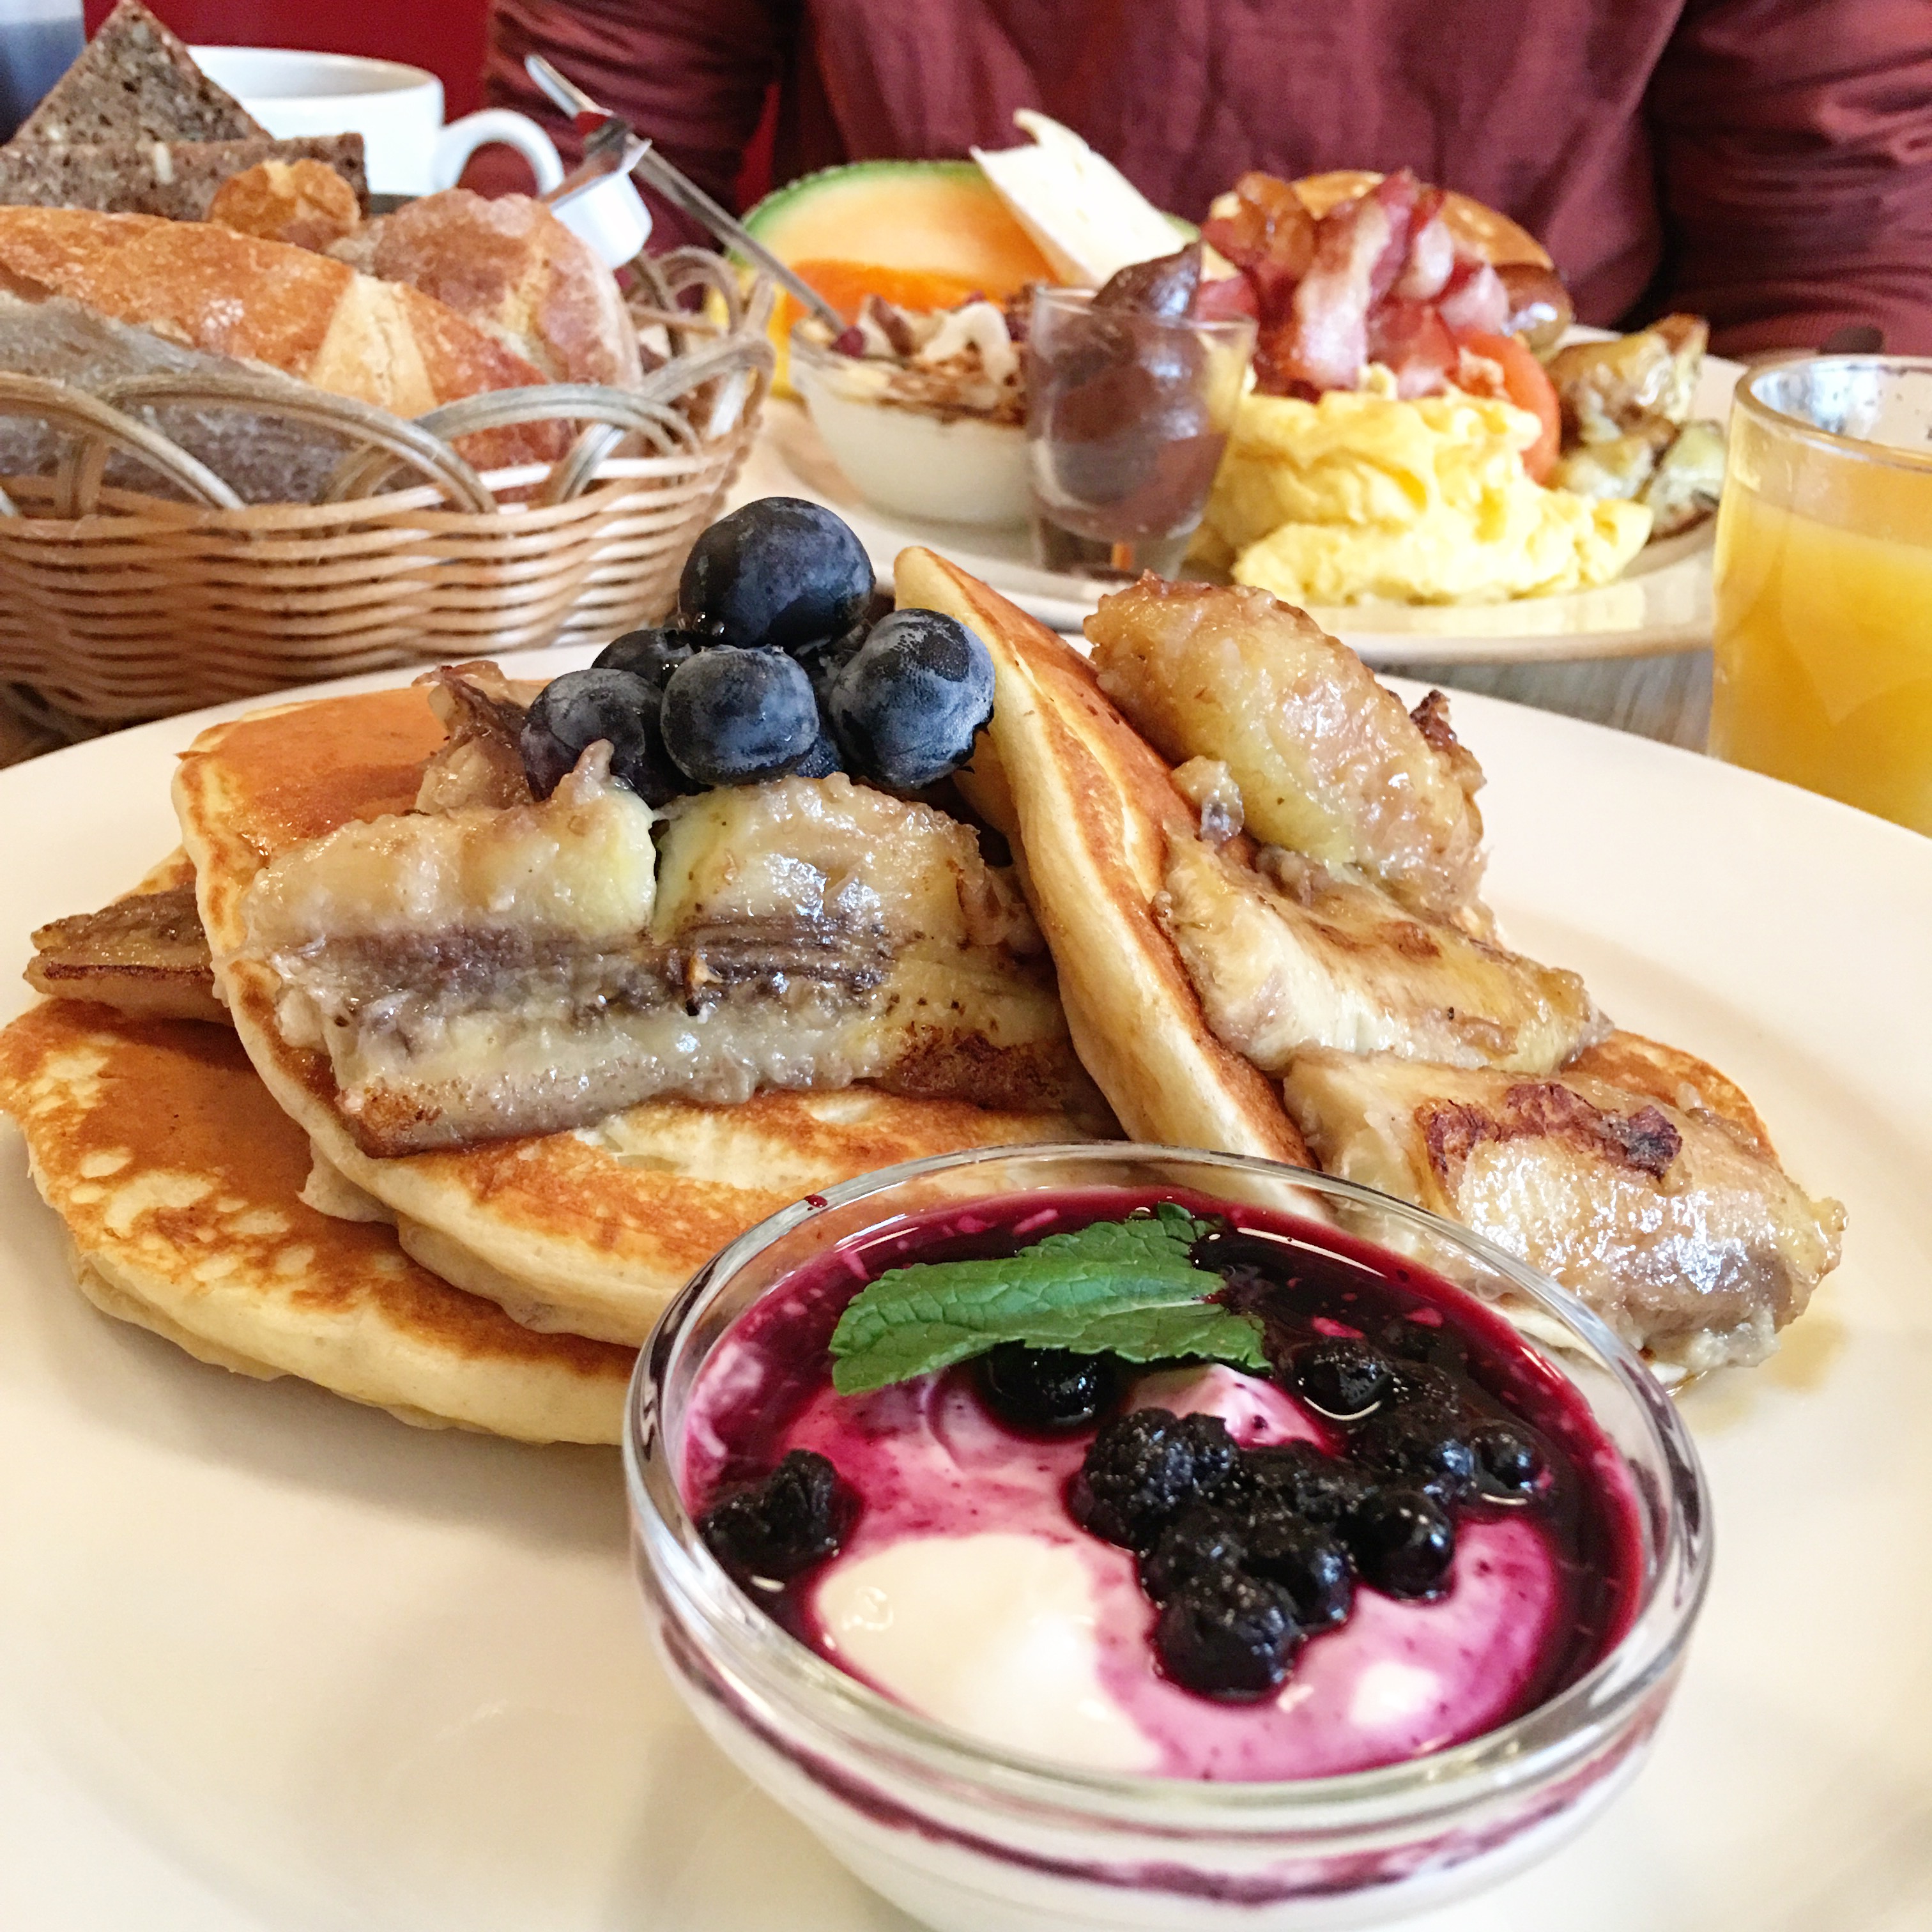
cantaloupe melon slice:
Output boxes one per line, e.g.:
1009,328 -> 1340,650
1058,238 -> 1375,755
740,160 -> 1057,392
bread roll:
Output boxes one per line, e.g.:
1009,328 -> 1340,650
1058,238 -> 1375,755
1291,171 -> 1552,269
330,190 -> 641,389
208,159 -> 361,253
0,208 -> 565,469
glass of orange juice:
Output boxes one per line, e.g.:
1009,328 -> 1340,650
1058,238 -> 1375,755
1710,356 -> 1932,835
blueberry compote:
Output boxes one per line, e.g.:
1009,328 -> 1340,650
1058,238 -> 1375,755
682,1190 -> 1643,1781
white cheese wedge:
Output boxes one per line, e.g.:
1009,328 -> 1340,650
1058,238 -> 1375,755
971,111 -> 1185,288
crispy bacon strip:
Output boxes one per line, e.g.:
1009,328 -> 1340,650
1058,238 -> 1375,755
1436,257 -> 1510,339
1278,179 -> 1396,391
1366,296 -> 1459,397
1211,167 -> 1530,400
1202,171 -> 1315,307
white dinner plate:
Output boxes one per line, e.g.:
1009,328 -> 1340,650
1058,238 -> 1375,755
2,654 -> 1928,1932
729,350 -> 1744,664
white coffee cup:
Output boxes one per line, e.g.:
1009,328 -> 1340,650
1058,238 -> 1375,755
189,46 -> 652,264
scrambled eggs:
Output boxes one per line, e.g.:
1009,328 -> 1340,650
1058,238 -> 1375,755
1197,375 -> 1652,605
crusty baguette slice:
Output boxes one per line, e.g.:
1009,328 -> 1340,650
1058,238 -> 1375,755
0,291 -> 382,503
897,546 -> 1311,1166
0,208 -> 565,468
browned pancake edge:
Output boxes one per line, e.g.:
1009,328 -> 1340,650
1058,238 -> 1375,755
900,548 -> 1311,1168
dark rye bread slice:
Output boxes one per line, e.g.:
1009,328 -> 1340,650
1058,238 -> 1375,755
13,0 -> 263,146
0,134 -> 368,220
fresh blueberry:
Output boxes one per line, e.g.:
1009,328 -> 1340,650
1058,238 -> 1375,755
1239,1508 -> 1355,1630
1346,1486 -> 1457,1598
1140,1506 -> 1247,1602
594,624 -> 705,692
700,1449 -> 850,1583
1379,1314 -> 1468,1377
1470,1420 -> 1547,1500
1235,1441 -> 1374,1526
1169,1412 -> 1239,1491
661,646 -> 820,787
794,618 -> 868,712
792,731 -> 845,778
1385,1359 -> 1465,1419
679,498 -> 875,653
1350,1409 -> 1477,1501
1289,1338 -> 1394,1419
978,1344 -> 1118,1433
827,608 -> 995,792
519,667 -> 687,805
1072,1407 -> 1238,1551
1154,1567 -> 1301,1699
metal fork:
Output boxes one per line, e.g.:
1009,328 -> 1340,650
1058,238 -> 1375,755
525,54 -> 845,332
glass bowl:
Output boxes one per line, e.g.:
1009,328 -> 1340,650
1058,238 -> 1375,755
790,320 -> 1031,529
627,1146 -> 1710,1932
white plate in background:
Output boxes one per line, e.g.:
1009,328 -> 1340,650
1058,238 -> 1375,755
730,349 -> 1744,664
0,657 -> 1926,1931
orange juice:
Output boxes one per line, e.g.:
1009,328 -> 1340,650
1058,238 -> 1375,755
1710,362 -> 1932,836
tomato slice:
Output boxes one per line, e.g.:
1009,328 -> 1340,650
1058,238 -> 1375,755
1461,330 -> 1561,484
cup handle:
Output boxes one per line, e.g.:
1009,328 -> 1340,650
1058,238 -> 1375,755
431,110 -> 564,194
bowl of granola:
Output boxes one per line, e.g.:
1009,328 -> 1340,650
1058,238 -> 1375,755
790,298 -> 1031,528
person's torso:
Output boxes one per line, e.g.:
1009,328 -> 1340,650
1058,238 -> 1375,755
785,0 -> 1689,325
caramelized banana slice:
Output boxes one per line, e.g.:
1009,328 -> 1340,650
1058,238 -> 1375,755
234,758 -> 1090,1156
26,879 -> 223,1025
1087,577 -> 1487,921
1282,1048 -> 1844,1374
1162,837 -> 1605,1076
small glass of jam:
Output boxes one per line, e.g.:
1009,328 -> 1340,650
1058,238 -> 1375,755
1025,287 -> 1254,579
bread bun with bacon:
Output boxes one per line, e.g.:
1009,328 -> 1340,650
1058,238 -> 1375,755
1287,171 -> 1551,270
1202,167 -> 1575,408
1287,172 -> 1571,356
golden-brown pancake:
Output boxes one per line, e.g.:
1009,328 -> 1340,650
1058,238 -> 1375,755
895,546 -> 1310,1167
1565,1030 -> 1775,1158
174,683 -> 1092,1347
0,1000 -> 636,1443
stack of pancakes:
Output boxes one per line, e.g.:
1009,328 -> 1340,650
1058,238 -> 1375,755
0,676 -> 1085,1445
3,548 -> 1844,1439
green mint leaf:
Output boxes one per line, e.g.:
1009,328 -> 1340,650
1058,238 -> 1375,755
1057,1303 -> 1269,1370
827,1207 -> 1263,1395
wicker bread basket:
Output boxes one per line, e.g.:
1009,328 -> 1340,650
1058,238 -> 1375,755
0,249 -> 774,740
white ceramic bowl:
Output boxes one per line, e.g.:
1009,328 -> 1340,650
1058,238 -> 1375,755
789,323 -> 1031,529
627,1145 -> 1712,1932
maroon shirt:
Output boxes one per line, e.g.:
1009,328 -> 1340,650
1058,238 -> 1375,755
484,0 -> 1932,355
